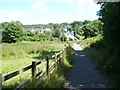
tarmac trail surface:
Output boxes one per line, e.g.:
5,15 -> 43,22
65,43 -> 109,89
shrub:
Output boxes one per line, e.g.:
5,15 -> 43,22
2,21 -> 24,43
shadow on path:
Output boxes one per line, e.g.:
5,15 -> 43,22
64,43 -> 110,89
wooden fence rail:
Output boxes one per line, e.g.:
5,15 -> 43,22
2,46 -> 68,89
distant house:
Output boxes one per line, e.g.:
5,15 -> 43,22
65,32 -> 75,40
44,28 -> 52,32
63,29 -> 75,40
24,28 -> 32,32
63,28 -> 67,32
24,28 -> 52,33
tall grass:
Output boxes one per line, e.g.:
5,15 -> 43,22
2,43 -> 75,89
2,41 -> 66,89
2,41 -> 65,75
37,46 -> 75,88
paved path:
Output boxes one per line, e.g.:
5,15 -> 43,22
65,43 -> 110,89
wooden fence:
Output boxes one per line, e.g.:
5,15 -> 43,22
0,74 -> 1,90
2,46 -> 69,90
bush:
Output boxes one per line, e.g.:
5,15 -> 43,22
75,34 -> 84,40
60,34 -> 67,41
2,21 -> 24,43
69,38 -> 74,41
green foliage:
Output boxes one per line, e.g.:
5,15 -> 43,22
39,46 -> 75,88
52,29 -> 61,38
98,3 -> 120,48
2,41 -> 66,89
70,21 -> 83,36
82,2 -> 120,88
83,20 -> 90,25
2,21 -> 24,43
83,20 -> 103,38
69,38 -> 74,41
75,34 -> 84,40
77,35 -> 103,49
96,2 -> 120,88
2,44 -> 75,89
0,20 -> 104,43
21,31 -> 37,41
60,34 -> 67,41
2,41 -> 65,75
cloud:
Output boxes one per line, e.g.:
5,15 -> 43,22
39,7 -> 48,13
74,0 -> 100,13
8,9 -> 23,17
64,0 -> 75,4
0,10 -> 8,13
0,0 -> 36,2
0,9 -> 24,23
31,1 -> 44,9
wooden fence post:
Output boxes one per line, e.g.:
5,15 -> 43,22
46,56 -> 49,79
0,74 -> 2,90
32,61 -> 36,84
59,51 -> 62,62
55,53 -> 58,70
58,52 -> 60,64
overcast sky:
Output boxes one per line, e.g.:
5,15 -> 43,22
0,0 -> 100,25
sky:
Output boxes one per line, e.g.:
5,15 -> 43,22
0,0 -> 101,25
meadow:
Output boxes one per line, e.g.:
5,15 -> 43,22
2,41 -> 66,75
2,41 -> 66,88
2,41 -> 76,89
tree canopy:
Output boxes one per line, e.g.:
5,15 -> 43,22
2,21 -> 24,43
96,2 -> 120,88
83,20 -> 103,38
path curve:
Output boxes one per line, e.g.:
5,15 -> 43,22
65,43 -> 109,89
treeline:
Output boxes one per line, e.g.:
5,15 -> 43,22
1,19 -> 103,43
90,2 -> 120,88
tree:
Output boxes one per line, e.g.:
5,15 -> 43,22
52,29 -> 61,38
2,21 -> 24,43
70,21 -> 83,36
83,20 -> 103,38
52,23 -> 61,38
83,20 -> 90,25
97,2 -> 120,88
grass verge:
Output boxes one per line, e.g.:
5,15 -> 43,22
77,35 -> 117,88
35,45 -> 75,88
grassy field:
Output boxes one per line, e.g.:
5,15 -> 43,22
2,41 -> 65,75
2,41 -> 66,88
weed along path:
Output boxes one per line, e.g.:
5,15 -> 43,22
64,43 -> 110,89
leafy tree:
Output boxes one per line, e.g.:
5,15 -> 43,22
52,23 -> 61,38
0,22 -> 8,29
95,2 -> 120,88
83,20 -> 90,25
60,34 -> 67,41
67,26 -> 73,32
70,21 -> 83,32
52,29 -> 61,38
83,20 -> 103,38
2,21 -> 24,43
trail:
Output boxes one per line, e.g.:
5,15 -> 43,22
65,43 -> 110,89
